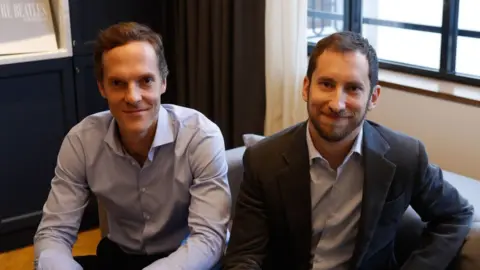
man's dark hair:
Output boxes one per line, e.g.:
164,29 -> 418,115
93,22 -> 169,82
307,31 -> 378,91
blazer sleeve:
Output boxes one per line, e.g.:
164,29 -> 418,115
222,147 -> 268,270
402,140 -> 474,270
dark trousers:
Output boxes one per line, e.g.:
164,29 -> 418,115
74,237 -> 173,270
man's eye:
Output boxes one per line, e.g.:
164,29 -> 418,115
142,77 -> 154,84
348,86 -> 362,92
321,81 -> 334,88
112,80 -> 123,87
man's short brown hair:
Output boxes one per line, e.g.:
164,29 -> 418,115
93,22 -> 169,82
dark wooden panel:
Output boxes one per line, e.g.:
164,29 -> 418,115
0,226 -> 38,253
0,58 -> 77,218
0,199 -> 99,252
73,55 -> 108,120
0,58 -> 78,250
69,0 -> 165,55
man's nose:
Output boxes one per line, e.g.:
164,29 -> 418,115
125,83 -> 141,104
328,88 -> 347,112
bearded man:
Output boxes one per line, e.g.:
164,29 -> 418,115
222,31 -> 473,270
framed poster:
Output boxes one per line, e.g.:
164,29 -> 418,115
0,0 -> 57,55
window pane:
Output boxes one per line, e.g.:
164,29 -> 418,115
307,0 -> 344,44
308,0 -> 343,14
456,36 -> 480,77
458,0 -> 480,31
363,0 -> 443,27
362,25 -> 441,69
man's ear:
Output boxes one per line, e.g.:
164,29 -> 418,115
302,76 -> 310,102
368,85 -> 381,111
160,79 -> 167,95
97,81 -> 106,98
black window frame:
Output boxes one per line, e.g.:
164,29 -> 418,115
307,0 -> 480,87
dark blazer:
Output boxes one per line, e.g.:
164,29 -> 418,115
222,120 -> 474,270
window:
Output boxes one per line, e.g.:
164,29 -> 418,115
307,0 -> 344,44
362,0 -> 443,70
307,0 -> 480,86
456,0 -> 480,77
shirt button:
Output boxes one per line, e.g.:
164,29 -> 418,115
144,213 -> 150,220
141,188 -> 146,193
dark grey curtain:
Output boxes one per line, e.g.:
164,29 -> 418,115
157,0 -> 266,149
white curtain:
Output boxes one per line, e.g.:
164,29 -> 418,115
264,0 -> 308,136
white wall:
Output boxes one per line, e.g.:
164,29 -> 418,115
367,87 -> 480,180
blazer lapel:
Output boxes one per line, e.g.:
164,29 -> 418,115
351,121 -> 397,269
276,121 -> 313,269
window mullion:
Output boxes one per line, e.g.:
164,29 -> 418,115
440,0 -> 459,74
344,0 -> 362,33
343,0 -> 351,31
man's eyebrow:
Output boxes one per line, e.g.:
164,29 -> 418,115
106,76 -> 124,81
316,76 -> 335,82
345,80 -> 364,86
139,73 -> 156,78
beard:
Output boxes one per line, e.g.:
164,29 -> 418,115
308,101 -> 367,143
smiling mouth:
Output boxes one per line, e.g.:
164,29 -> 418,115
323,114 -> 351,119
124,109 -> 148,114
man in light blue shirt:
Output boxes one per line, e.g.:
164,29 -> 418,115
33,22 -> 231,270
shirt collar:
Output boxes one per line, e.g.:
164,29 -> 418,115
104,106 -> 175,156
306,122 -> 363,165
151,106 -> 175,148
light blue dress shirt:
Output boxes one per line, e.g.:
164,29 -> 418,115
306,124 -> 364,270
34,104 -> 231,270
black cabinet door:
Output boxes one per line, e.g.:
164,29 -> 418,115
69,0 -> 164,55
0,58 -> 77,251
73,55 -> 108,120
